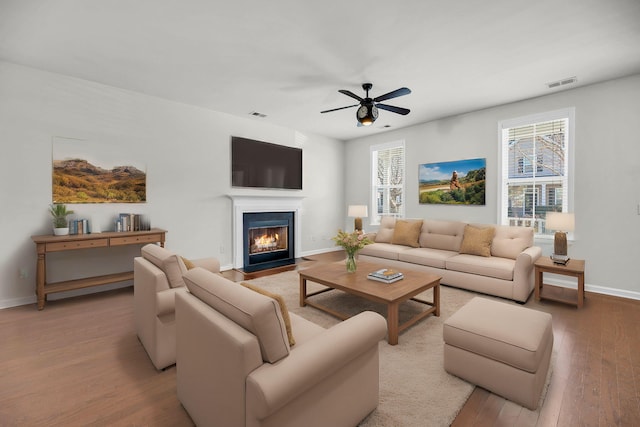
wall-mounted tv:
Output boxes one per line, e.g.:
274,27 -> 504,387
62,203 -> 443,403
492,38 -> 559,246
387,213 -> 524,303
231,137 -> 303,190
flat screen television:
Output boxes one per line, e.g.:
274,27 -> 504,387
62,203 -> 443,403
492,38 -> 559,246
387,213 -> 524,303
231,137 -> 303,190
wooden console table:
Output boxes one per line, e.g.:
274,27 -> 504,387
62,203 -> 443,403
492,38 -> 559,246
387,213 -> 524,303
31,228 -> 166,310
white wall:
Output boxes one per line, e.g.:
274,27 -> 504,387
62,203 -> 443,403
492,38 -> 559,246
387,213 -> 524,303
0,61 -> 345,308
345,74 -> 640,299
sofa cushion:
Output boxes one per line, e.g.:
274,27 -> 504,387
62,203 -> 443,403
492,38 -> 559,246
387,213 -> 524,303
446,254 -> 515,280
359,242 -> 411,260
459,225 -> 495,257
375,216 -> 396,243
141,244 -> 188,288
183,268 -> 290,363
398,247 -> 458,269
491,225 -> 534,260
391,219 -> 423,248
419,220 -> 466,252
240,282 -> 295,347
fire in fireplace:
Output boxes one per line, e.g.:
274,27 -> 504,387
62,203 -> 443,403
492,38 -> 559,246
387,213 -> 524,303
249,225 -> 288,254
243,211 -> 295,272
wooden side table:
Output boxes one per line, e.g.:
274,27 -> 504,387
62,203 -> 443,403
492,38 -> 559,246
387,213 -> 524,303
534,257 -> 585,308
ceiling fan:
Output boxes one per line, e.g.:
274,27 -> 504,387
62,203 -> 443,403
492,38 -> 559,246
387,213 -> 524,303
321,83 -> 411,126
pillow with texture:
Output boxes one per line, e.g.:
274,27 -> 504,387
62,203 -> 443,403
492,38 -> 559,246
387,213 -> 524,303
459,225 -> 495,257
391,220 -> 423,248
240,282 -> 295,346
181,256 -> 196,270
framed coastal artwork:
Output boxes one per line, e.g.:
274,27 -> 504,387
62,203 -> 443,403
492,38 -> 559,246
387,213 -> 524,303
52,137 -> 147,203
418,158 -> 486,205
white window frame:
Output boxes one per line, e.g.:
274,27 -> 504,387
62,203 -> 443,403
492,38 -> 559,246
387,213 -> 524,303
370,140 -> 405,225
497,108 -> 575,238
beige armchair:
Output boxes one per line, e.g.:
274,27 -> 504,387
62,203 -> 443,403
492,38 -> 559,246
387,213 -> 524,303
133,244 -> 220,370
176,267 -> 387,427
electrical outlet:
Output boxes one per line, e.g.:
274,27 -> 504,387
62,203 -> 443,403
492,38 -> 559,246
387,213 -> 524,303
219,245 -> 225,254
18,268 -> 28,279
310,235 -> 316,242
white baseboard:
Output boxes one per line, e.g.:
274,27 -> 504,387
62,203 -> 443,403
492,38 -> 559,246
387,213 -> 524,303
301,247 -> 342,257
0,295 -> 37,310
543,277 -> 640,301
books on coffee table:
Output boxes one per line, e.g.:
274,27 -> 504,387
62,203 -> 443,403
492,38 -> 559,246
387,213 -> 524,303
367,268 -> 404,283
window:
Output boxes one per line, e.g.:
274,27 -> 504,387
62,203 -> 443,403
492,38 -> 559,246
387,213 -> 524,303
498,108 -> 574,236
371,141 -> 405,224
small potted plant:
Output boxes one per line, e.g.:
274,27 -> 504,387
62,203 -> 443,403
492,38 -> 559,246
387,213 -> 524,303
49,204 -> 74,236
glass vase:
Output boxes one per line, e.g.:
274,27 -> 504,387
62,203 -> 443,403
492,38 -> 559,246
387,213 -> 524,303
346,251 -> 357,273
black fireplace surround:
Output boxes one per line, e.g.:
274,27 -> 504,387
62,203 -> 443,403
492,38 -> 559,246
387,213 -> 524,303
242,211 -> 295,272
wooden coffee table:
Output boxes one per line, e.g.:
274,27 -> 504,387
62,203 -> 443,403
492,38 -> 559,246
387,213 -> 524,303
299,261 -> 441,345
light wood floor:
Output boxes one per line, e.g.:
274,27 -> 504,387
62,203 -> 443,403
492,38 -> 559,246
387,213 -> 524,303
1,252 -> 639,426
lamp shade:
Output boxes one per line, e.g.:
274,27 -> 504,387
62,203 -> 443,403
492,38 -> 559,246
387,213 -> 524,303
348,205 -> 368,218
546,212 -> 575,232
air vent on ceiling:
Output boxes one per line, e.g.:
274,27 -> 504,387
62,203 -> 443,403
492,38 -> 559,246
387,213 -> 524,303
547,76 -> 577,89
249,111 -> 267,118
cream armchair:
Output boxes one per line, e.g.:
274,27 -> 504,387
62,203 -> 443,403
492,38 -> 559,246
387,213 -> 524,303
176,267 -> 387,427
133,244 -> 220,370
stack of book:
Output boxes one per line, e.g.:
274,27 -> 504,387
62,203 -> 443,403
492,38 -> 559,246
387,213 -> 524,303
69,219 -> 90,235
116,213 -> 151,232
367,268 -> 404,283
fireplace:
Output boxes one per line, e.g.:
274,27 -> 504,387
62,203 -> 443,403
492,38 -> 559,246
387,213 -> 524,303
243,211 -> 295,272
229,195 -> 304,270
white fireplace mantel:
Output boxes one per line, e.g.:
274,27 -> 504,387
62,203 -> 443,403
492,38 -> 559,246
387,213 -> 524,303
228,195 -> 304,269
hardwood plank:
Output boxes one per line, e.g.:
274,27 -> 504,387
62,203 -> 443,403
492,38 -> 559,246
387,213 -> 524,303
0,288 -> 193,426
494,400 -> 525,427
451,387 -> 490,426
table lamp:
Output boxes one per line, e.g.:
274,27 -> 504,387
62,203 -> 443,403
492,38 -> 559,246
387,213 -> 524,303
545,212 -> 574,264
348,205 -> 368,231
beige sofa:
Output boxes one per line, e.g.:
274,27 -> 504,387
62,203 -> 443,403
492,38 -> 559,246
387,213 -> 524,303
176,267 -> 387,427
359,217 -> 542,302
133,244 -> 220,370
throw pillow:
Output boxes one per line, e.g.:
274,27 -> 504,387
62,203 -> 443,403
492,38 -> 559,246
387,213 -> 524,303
459,225 -> 495,257
391,220 -> 423,248
375,216 -> 396,243
181,256 -> 196,270
162,254 -> 188,288
240,282 -> 295,346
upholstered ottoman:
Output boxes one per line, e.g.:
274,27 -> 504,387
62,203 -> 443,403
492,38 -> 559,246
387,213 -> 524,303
443,297 -> 553,410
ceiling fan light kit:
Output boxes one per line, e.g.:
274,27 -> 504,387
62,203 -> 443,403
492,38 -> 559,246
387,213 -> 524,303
321,83 -> 411,127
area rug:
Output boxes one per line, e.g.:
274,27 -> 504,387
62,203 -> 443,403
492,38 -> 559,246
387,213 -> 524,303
244,269 -> 553,426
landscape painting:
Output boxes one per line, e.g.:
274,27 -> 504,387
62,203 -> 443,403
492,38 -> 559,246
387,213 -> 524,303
52,137 -> 146,203
419,158 -> 486,205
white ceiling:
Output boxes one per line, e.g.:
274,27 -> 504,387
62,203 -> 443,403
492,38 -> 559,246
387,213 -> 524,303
1,0 -> 639,141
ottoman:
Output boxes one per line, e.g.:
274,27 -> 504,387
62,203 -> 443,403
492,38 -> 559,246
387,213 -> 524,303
443,297 -> 553,410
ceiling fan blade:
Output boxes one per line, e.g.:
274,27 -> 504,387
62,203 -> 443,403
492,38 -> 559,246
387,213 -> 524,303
338,89 -> 363,102
376,103 -> 410,115
373,87 -> 411,102
320,104 -> 359,114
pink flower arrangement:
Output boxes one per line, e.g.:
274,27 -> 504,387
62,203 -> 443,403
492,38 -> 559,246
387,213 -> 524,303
331,229 -> 373,255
